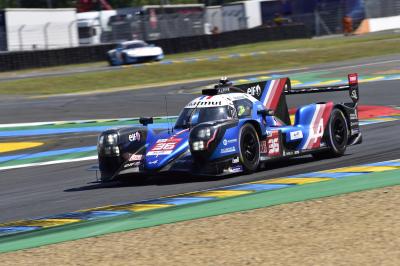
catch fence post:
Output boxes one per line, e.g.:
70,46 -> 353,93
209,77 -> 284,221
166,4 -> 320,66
68,20 -> 77,47
18,25 -> 26,50
44,22 -> 51,49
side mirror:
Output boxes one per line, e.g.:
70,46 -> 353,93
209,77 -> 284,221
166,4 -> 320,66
139,117 -> 153,126
257,109 -> 274,116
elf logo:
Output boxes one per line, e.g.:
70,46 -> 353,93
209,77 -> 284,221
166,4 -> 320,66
247,85 -> 262,97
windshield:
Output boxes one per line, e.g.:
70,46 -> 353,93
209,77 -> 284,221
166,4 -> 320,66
175,106 -> 231,129
125,42 -> 146,49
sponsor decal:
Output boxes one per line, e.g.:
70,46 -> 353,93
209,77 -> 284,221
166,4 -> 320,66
124,161 -> 141,168
261,131 -> 281,156
128,132 -> 141,142
289,130 -> 303,141
128,154 -> 143,161
283,150 -> 300,156
231,157 -> 239,164
228,165 -> 243,173
148,160 -> 158,165
350,122 -> 359,127
147,138 -> 181,156
223,138 -> 238,146
265,130 -> 273,137
350,90 -> 358,101
246,84 -> 262,97
266,131 -> 281,156
260,140 -> 268,154
350,110 -> 358,119
221,147 -> 236,154
186,100 -> 223,108
217,87 -> 230,94
268,138 -> 280,156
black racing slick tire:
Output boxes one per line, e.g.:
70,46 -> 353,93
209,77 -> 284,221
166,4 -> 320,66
239,123 -> 260,172
122,53 -> 129,65
107,55 -> 114,66
313,108 -> 349,159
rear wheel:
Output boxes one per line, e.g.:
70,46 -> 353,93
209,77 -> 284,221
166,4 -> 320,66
313,108 -> 349,159
239,124 -> 260,172
107,55 -> 114,66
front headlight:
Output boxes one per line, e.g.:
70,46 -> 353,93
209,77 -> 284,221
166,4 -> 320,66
197,127 -> 212,139
192,141 -> 205,151
98,133 -> 119,156
105,133 -> 118,145
190,126 -> 218,152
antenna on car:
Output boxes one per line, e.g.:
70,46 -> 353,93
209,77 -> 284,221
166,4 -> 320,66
164,95 -> 172,134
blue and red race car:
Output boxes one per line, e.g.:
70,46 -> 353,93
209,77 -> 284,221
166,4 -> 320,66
97,74 -> 362,182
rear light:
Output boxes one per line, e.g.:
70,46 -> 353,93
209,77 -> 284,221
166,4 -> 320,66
348,73 -> 358,85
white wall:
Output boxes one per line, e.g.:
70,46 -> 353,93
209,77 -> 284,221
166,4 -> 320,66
5,8 -> 78,51
369,15 -> 400,32
244,0 -> 262,28
222,1 -> 262,32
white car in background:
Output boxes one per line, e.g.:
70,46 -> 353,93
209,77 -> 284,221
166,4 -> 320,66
107,40 -> 164,66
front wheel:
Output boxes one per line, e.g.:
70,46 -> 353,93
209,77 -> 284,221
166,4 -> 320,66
107,55 -> 114,66
239,124 -> 260,172
313,108 -> 349,159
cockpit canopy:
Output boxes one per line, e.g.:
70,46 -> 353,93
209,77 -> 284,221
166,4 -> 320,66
174,94 -> 256,129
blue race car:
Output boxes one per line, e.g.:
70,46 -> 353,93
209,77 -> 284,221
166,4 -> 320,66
97,74 -> 362,182
107,40 -> 164,66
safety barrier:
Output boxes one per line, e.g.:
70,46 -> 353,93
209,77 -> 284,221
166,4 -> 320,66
0,24 -> 310,72
354,15 -> 400,35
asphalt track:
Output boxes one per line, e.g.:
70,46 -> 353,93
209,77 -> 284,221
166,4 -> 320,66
0,55 -> 399,223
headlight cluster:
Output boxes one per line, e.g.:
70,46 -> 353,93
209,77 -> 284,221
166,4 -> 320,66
191,126 -> 217,151
105,133 -> 118,145
192,141 -> 205,151
98,132 -> 120,156
197,128 -> 212,138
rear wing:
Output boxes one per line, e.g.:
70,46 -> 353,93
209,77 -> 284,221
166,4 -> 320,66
285,73 -> 359,103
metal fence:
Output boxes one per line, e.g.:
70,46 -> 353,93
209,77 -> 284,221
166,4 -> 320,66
364,0 -> 400,18
105,13 -> 205,42
5,22 -> 78,51
275,0 -> 400,36
3,1 -> 400,52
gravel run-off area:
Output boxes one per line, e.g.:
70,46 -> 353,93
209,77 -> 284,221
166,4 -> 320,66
1,185 -> 400,266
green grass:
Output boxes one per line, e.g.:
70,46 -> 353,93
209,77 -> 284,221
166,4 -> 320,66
1,34 -> 399,95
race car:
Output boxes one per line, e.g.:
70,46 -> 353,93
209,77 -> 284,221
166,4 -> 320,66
97,74 -> 362,182
107,40 -> 164,66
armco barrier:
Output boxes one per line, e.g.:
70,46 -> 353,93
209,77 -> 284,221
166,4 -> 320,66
0,24 -> 310,72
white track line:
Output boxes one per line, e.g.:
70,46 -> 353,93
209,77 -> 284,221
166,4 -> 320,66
0,156 -> 97,171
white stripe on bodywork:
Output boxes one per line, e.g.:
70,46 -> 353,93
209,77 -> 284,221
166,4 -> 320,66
302,104 -> 321,150
263,80 -> 276,107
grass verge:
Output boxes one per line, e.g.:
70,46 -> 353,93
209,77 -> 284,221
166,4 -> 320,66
1,34 -> 399,95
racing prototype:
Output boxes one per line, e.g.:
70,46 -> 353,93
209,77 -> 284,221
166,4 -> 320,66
97,74 -> 362,182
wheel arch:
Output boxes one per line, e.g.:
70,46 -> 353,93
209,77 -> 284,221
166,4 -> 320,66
243,120 -> 262,139
333,104 -> 351,134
